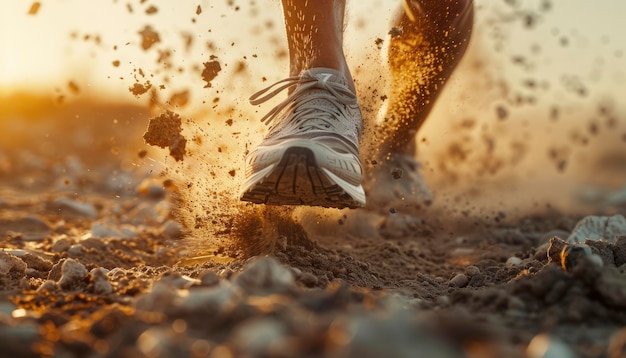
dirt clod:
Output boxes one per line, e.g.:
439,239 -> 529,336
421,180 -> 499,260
201,60 -> 222,88
143,110 -> 187,161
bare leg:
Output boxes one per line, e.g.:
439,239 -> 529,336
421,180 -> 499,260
379,0 -> 474,157
281,0 -> 355,91
364,0 -> 474,212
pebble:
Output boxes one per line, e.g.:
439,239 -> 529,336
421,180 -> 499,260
233,257 -> 295,293
505,257 -> 523,267
58,258 -> 88,289
0,252 -> 27,275
567,214 -> 626,244
231,318 -> 288,355
90,268 -> 112,295
449,273 -> 469,288
560,244 -> 603,271
199,271 -> 221,287
68,244 -> 83,256
527,334 -> 575,358
297,271 -> 319,287
54,198 -> 98,218
176,284 -> 242,316
135,282 -> 179,313
51,237 -> 73,253
90,222 -> 137,239
464,265 -> 481,276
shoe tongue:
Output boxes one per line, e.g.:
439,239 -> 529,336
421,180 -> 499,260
302,67 -> 348,87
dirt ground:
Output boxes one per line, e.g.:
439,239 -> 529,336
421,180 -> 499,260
1,96 -> 625,358
2,1 -> 626,357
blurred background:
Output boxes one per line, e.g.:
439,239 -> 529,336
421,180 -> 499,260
1,0 -> 625,219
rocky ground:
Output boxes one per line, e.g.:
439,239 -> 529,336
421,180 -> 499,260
1,97 -> 626,358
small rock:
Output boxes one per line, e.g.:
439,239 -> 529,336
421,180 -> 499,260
90,223 -> 137,239
547,237 -> 568,263
506,257 -> 523,267
297,271 -> 319,287
51,237 -> 73,253
449,273 -> 469,288
90,268 -> 112,295
54,198 -> 98,218
527,334 -> 575,358
231,318 -> 288,355
175,284 -> 242,316
233,257 -> 295,293
58,258 -> 88,289
559,243 -> 604,272
199,271 -> 220,287
464,265 -> 481,277
0,252 -> 27,275
68,244 -> 83,256
567,214 -> 626,243
135,282 -> 179,313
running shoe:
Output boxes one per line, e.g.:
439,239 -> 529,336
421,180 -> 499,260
240,68 -> 365,209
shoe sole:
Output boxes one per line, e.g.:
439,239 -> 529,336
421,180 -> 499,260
240,147 -> 365,209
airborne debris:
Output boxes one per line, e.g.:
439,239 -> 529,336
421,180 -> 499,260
138,25 -> 160,50
129,81 -> 152,96
202,60 -> 222,88
143,110 -> 187,161
145,5 -> 158,14
27,2 -> 41,15
68,81 -> 80,95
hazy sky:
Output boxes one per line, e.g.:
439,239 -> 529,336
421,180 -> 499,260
1,0 -> 624,103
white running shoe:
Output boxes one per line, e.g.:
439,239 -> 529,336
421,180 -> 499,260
240,68 -> 365,209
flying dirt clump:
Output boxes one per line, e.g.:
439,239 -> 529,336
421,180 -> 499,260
202,59 -> 222,88
138,25 -> 160,51
143,111 -> 187,161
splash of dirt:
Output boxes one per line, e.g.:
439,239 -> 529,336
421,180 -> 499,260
143,110 -> 187,161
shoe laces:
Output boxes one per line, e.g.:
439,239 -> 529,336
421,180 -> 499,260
249,71 -> 358,132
